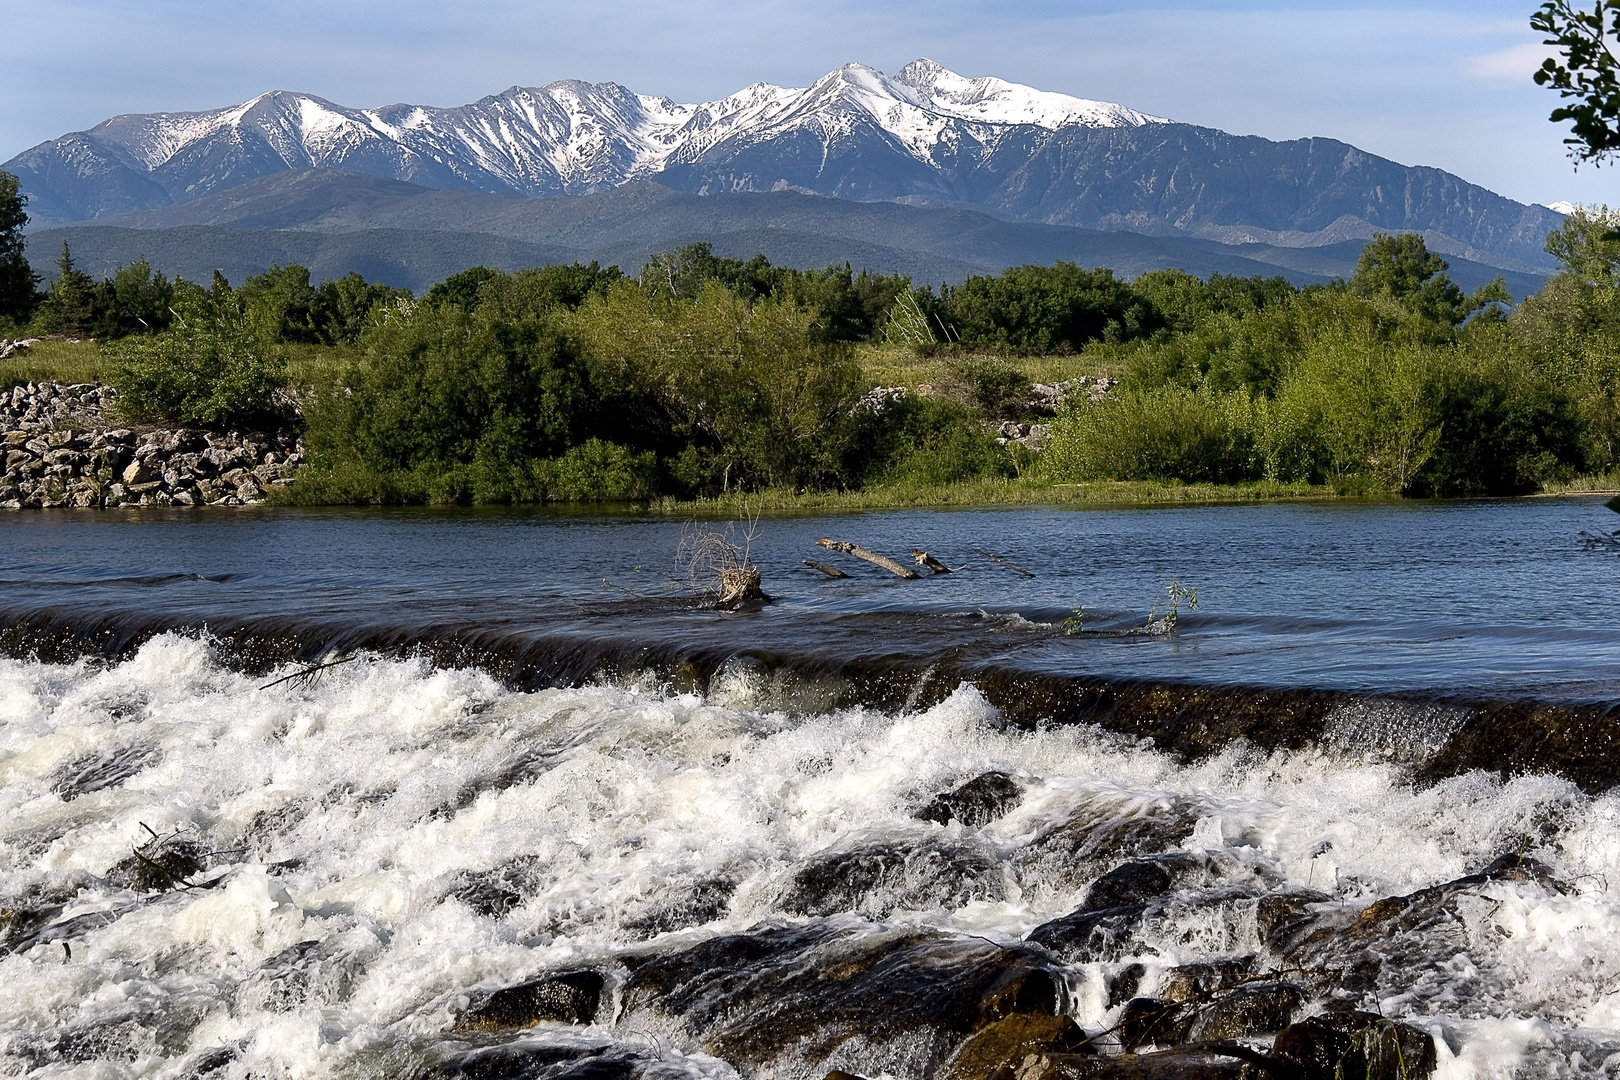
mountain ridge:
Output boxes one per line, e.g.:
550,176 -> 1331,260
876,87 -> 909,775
4,61 -> 1564,276
24,170 -> 1549,300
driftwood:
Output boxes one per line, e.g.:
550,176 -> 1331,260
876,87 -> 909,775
260,655 -> 358,691
716,567 -> 765,606
973,547 -> 1035,577
816,538 -> 920,579
910,550 -> 954,574
803,559 -> 851,579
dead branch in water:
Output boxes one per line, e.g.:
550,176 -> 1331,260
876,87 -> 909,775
1581,529 -> 1620,550
910,550 -> 957,574
972,547 -> 1035,577
816,538 -> 920,579
680,516 -> 767,607
260,655 -> 359,691
803,560 -> 850,579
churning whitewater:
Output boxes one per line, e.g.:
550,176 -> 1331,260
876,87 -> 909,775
3,634 -> 1620,1079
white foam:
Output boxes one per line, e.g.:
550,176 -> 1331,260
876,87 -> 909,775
0,635 -> 1614,1075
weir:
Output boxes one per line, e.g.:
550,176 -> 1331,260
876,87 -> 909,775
3,600 -> 1617,791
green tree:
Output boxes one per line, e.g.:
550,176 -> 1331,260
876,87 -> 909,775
424,266 -> 502,312
1533,1 -> 1620,161
107,259 -> 176,336
314,272 -> 412,344
0,170 -> 37,324
237,264 -> 322,343
109,320 -> 286,429
944,263 -> 1161,352
1350,233 -> 1510,327
40,243 -> 100,336
1544,205 -> 1620,283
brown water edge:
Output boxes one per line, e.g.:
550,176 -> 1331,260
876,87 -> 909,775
3,604 -> 1616,793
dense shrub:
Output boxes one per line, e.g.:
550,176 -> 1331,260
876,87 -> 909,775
851,395 -> 1015,487
108,321 -> 286,429
935,356 -> 1033,420
638,244 -> 908,343
302,302 -> 588,496
569,282 -> 869,492
1041,384 -> 1268,484
941,263 -> 1161,352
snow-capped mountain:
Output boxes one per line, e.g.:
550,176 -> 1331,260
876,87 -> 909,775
4,60 -> 1564,272
6,61 -> 1159,222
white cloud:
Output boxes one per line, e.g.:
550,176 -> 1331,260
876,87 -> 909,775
1465,42 -> 1557,83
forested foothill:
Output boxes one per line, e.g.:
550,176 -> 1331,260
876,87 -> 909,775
3,160 -> 1618,507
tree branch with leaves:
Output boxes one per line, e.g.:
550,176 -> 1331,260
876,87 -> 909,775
1534,1 -> 1620,161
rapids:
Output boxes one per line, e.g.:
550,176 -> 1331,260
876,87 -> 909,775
1,498 -> 1619,1079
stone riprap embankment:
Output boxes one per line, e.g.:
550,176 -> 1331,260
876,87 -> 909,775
1,381 -> 303,509
857,376 -> 1117,453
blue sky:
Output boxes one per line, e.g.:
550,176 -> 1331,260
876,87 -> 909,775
1,0 -> 1610,208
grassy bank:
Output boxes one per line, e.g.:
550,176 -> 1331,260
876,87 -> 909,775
853,343 -> 1119,391
265,472 -> 1343,514
0,339 -> 105,388
1531,470 -> 1620,496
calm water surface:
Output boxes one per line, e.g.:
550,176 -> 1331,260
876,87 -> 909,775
1,496 -> 1616,701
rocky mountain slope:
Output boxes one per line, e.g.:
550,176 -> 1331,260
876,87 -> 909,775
27,172 -> 1551,298
6,61 -> 1563,274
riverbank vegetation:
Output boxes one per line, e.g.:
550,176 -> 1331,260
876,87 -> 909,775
4,189 -> 1618,507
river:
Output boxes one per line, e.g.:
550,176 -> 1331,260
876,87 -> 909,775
1,497 -> 1617,1079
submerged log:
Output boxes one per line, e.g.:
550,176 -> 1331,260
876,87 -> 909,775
816,539 -> 920,579
716,567 -> 765,607
803,560 -> 851,579
973,547 -> 1035,578
911,550 -> 954,574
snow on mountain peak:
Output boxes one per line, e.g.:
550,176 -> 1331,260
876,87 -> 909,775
49,61 -> 1167,200
895,58 -> 1165,129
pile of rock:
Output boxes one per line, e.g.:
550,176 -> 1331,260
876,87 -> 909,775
993,421 -> 1050,450
851,385 -> 910,416
1029,376 -> 1117,414
2,381 -> 114,434
0,338 -> 43,361
1,382 -> 303,510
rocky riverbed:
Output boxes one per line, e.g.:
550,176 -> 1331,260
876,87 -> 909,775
0,381 -> 303,509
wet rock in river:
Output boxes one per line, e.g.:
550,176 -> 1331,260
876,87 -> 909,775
1105,963 -> 1146,1008
780,839 -> 1006,918
236,937 -> 366,1013
105,837 -> 209,892
427,1042 -> 629,1080
1029,851 -> 1277,963
622,877 -> 736,939
454,971 -> 607,1031
1277,853 -> 1566,999
1113,967 -> 1301,1050
1254,890 -> 1332,950
942,1014 -> 1096,1080
620,923 -> 1066,1078
1025,903 -> 1151,964
49,742 -> 161,799
917,771 -> 1024,827
1117,997 -> 1192,1053
1013,793 -> 1202,893
449,857 -> 544,918
1,906 -> 130,957
1010,1047 -> 1250,1080
1271,1010 -> 1437,1080
1185,981 -> 1306,1041
0,903 -> 65,955
1081,858 -> 1183,911
1157,958 -> 1256,1003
